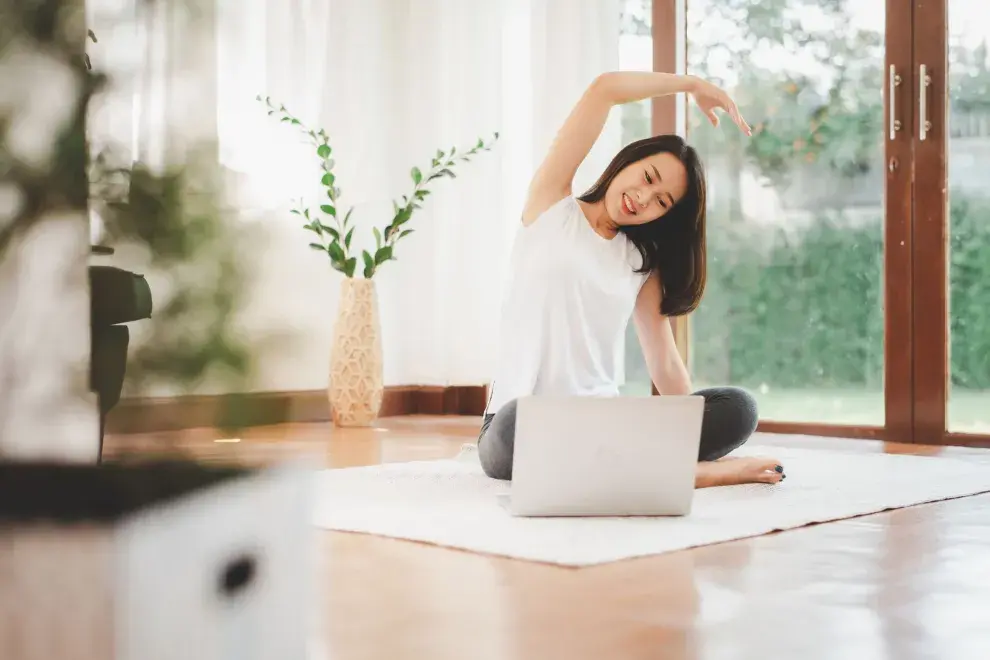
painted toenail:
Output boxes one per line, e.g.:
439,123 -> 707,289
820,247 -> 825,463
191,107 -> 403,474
774,465 -> 783,473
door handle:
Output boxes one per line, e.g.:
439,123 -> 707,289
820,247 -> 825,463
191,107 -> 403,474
889,65 -> 902,141
919,64 -> 932,141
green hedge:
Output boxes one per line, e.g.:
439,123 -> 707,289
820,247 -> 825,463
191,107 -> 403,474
692,191 -> 990,389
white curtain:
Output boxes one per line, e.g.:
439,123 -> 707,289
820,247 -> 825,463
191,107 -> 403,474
87,0 -> 219,172
218,0 -> 622,387
87,0 -> 622,391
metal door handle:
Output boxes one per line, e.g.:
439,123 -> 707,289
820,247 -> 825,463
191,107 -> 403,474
919,64 -> 932,141
889,65 -> 902,140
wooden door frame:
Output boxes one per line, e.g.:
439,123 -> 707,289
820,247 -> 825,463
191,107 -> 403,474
651,0 -> 690,377
885,0 -> 918,444
650,0 -> 987,446
912,0 -> 949,446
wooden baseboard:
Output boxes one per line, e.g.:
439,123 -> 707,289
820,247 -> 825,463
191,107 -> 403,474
757,421 -> 886,440
105,385 -> 489,435
943,433 -> 990,449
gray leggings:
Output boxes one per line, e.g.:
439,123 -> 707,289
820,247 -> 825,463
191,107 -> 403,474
477,387 -> 760,481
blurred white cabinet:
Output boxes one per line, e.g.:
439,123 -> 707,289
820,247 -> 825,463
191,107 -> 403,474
0,462 -> 318,660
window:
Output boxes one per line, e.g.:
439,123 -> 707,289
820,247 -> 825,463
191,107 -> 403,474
685,0 -> 886,426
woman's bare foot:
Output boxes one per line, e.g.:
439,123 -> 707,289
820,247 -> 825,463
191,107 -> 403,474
695,456 -> 785,488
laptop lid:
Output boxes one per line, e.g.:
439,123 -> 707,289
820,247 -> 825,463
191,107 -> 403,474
509,395 -> 704,517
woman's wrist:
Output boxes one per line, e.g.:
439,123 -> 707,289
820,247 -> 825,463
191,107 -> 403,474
679,74 -> 702,94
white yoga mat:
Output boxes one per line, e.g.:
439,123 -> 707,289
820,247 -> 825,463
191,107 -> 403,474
312,438 -> 990,567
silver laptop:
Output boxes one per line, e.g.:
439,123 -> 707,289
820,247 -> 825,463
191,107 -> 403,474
508,395 -> 705,517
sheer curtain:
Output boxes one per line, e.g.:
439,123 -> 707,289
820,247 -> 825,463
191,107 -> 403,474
219,0 -> 622,387
87,0 -> 219,173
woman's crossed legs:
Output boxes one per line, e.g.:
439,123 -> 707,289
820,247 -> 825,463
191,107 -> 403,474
477,387 -> 785,487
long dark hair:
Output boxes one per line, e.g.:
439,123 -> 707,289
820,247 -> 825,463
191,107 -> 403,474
577,134 -> 707,317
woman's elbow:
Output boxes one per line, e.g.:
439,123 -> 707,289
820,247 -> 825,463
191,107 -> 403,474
588,72 -> 619,102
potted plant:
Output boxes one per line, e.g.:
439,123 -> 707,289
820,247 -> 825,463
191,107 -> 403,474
259,96 -> 498,426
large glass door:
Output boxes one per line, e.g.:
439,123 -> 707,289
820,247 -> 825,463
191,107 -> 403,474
914,0 -> 990,444
945,0 -> 990,438
644,0 -> 988,445
682,0 -> 893,434
946,1 -> 990,438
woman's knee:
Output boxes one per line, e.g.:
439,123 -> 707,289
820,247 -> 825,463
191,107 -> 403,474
478,399 -> 518,480
722,387 -> 759,436
696,386 -> 758,432
694,386 -> 759,460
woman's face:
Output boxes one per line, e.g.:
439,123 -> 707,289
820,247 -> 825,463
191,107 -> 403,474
604,152 -> 689,226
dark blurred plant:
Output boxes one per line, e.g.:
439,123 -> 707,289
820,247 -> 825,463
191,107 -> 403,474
2,0 -> 265,437
93,149 -> 261,398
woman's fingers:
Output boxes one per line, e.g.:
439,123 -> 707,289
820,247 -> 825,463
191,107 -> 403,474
694,86 -> 751,135
732,110 -> 752,136
722,98 -> 752,136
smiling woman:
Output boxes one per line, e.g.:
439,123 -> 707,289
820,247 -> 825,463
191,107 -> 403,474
576,134 -> 705,318
477,68 -> 782,487
582,138 -> 689,223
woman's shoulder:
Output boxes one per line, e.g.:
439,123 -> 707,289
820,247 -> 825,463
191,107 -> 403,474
520,190 -> 577,227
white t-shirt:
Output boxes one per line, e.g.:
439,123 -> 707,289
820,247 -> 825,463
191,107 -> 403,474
486,195 -> 650,414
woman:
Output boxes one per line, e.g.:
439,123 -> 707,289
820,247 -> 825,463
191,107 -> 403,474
480,71 -> 786,488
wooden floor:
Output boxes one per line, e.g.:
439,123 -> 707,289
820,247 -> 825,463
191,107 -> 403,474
104,416 -> 990,660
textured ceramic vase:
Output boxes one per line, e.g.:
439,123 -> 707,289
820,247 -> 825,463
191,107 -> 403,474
328,278 -> 384,426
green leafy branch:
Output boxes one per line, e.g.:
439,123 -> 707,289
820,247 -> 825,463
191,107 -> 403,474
257,95 -> 357,276
371,136 -> 498,277
257,95 -> 498,279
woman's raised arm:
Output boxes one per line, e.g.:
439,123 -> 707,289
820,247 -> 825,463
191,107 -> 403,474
522,71 -> 749,225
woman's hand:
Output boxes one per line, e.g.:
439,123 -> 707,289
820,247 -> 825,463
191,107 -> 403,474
686,76 -> 752,136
